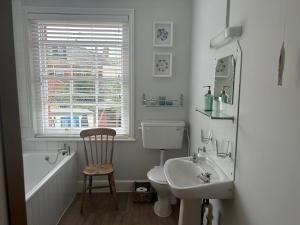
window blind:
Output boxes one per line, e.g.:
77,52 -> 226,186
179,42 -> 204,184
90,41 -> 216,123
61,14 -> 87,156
29,18 -> 130,137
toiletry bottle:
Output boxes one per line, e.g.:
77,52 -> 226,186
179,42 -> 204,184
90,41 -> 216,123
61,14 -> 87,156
217,96 -> 222,112
219,86 -> 228,103
203,86 -> 213,111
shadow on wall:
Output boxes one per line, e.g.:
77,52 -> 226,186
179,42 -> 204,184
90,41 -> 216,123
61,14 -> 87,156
212,188 -> 250,225
75,136 -> 188,181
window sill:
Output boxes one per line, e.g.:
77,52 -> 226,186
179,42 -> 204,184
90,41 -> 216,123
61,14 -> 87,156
26,136 -> 136,142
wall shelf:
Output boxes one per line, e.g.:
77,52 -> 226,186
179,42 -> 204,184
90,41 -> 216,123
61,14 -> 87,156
144,105 -> 180,108
143,93 -> 183,107
196,108 -> 234,121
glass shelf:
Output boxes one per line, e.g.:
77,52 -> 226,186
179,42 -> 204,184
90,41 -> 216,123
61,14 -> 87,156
196,108 -> 234,121
142,93 -> 183,107
144,105 -> 180,108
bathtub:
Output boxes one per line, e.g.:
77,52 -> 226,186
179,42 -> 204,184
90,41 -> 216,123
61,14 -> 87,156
23,152 -> 77,225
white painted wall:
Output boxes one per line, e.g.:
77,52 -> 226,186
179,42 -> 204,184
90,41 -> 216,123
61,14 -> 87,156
0,134 -> 9,225
190,0 -> 300,224
13,0 -> 192,182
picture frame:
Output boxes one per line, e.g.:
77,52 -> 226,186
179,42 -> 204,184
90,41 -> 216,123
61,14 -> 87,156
153,21 -> 173,47
153,52 -> 172,77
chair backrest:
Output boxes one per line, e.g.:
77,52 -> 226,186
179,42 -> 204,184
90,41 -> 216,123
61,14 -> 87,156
80,128 -> 116,166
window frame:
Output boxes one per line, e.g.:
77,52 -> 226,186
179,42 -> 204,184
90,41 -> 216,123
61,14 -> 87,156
24,7 -> 135,140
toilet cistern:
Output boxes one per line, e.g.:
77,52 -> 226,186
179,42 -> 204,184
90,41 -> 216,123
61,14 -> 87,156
141,120 -> 185,166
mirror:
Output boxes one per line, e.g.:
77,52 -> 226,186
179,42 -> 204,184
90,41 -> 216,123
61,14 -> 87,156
214,55 -> 235,104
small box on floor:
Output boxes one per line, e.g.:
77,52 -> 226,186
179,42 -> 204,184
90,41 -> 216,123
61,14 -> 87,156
133,181 -> 156,203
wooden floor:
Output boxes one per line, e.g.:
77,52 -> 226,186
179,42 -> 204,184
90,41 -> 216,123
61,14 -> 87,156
58,193 -> 179,225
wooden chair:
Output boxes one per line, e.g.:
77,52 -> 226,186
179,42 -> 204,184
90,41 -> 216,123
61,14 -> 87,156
80,128 -> 118,213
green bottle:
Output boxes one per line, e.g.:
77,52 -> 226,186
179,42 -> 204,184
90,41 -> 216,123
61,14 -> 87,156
203,86 -> 213,111
220,86 -> 228,103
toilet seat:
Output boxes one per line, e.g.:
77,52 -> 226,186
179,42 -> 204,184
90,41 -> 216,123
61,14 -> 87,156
147,166 -> 167,184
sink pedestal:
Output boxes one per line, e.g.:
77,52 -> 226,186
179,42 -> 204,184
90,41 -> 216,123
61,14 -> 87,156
178,199 -> 202,225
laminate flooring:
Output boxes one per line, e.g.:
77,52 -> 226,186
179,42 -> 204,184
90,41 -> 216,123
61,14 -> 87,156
58,193 -> 179,225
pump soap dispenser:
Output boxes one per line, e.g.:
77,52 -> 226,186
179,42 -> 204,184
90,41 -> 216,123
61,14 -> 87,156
203,86 -> 213,111
220,86 -> 229,103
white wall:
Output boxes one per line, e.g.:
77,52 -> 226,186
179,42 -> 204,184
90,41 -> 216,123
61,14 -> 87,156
13,0 -> 192,182
190,0 -> 300,225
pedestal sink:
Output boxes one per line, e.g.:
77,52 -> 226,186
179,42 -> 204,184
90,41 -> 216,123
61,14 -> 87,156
164,156 -> 233,225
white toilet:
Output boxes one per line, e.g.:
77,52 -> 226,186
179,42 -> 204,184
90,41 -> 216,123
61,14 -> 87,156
141,120 -> 185,217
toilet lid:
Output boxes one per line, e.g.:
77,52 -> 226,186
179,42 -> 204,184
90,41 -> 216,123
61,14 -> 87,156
147,166 -> 167,184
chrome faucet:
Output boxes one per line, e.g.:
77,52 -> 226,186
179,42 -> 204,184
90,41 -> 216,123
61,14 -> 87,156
198,146 -> 206,154
58,144 -> 71,156
197,172 -> 211,183
190,146 -> 207,163
191,153 -> 198,163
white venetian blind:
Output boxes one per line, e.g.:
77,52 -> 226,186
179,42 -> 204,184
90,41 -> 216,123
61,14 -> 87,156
29,17 -> 130,137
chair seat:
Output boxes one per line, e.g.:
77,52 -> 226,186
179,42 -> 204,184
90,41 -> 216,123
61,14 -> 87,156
83,163 -> 114,176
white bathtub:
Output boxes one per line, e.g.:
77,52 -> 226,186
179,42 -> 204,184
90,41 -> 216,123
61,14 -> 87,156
23,152 -> 77,225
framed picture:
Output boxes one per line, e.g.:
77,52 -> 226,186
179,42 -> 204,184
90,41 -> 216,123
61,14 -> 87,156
153,21 -> 173,47
153,52 -> 172,77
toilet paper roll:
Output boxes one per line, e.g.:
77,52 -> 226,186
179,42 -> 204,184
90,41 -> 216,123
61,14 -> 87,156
136,187 -> 148,192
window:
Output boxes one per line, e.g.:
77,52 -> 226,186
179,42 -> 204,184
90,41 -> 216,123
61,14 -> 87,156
27,9 -> 134,138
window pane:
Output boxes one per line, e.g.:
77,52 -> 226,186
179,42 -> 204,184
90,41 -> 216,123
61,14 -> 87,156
31,19 -> 130,136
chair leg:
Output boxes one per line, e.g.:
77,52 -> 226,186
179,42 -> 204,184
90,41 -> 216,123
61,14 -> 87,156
80,175 -> 87,214
109,173 -> 118,210
108,174 -> 113,194
88,176 -> 93,195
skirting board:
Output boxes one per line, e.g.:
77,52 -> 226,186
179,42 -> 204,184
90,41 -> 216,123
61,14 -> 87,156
77,180 -> 149,193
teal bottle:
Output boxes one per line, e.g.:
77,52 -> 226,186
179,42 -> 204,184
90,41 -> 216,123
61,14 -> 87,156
220,86 -> 228,103
203,86 -> 213,111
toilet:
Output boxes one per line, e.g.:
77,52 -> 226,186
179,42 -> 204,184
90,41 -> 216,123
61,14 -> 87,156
141,120 -> 185,217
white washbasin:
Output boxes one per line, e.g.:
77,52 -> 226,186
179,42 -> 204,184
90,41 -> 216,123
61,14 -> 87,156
164,156 -> 233,199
